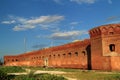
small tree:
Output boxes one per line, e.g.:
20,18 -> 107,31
0,69 -> 8,80
0,57 -> 3,66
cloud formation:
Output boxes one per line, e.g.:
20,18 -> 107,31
1,15 -> 64,31
53,0 -> 112,4
13,24 -> 36,31
105,16 -> 120,24
70,0 -> 97,4
53,0 -> 62,4
70,22 -> 80,25
53,0 -> 97,4
106,16 -> 118,22
25,15 -> 64,24
108,0 -> 112,4
1,20 -> 15,24
49,30 -> 88,40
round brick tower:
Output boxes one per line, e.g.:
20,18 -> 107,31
89,24 -> 120,70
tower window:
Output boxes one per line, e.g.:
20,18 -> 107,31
109,44 -> 115,52
82,51 -> 86,56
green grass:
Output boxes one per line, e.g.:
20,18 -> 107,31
0,66 -> 25,73
1,66 -> 120,80
0,66 -> 67,80
13,73 -> 67,80
24,67 -> 120,80
62,70 -> 120,80
25,66 -> 80,72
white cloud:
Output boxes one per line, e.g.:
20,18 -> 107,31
107,20 -> 120,24
53,0 -> 62,4
1,20 -> 15,24
2,15 -> 64,31
70,22 -> 79,25
105,16 -> 120,24
106,16 -> 118,21
70,0 -> 97,4
108,0 -> 112,4
13,24 -> 36,31
49,30 -> 88,40
69,21 -> 82,30
25,15 -> 64,24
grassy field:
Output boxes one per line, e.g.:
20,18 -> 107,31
1,66 -> 120,80
62,70 -> 120,80
0,66 -> 67,80
25,67 -> 120,80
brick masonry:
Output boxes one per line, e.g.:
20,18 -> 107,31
4,24 -> 120,71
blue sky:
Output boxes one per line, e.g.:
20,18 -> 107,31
0,0 -> 120,57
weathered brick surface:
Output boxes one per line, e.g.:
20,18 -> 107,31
4,24 -> 120,71
89,24 -> 120,71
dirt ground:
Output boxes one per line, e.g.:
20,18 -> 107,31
8,69 -> 77,80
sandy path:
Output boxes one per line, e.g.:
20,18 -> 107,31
7,69 -> 77,80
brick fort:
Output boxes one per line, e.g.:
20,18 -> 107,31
4,24 -> 120,71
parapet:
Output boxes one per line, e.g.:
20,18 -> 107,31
89,24 -> 120,38
50,39 -> 90,51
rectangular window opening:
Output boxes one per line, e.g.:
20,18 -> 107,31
109,44 -> 115,52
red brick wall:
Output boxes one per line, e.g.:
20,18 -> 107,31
89,24 -> 120,71
4,39 -> 90,69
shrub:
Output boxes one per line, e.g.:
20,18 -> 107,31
0,66 -> 25,73
0,69 -> 8,80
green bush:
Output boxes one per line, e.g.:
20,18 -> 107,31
0,69 -> 8,80
0,66 -> 25,73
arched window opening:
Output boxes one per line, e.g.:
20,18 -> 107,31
16,59 -> 18,61
36,57 -> 38,59
12,59 -> 14,62
39,56 -> 41,59
63,54 -> 66,58
82,51 -> 86,56
109,32 -> 114,35
49,55 -> 51,58
75,52 -> 78,56
68,53 -> 71,57
53,55 -> 55,58
109,44 -> 115,52
58,54 -> 60,57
